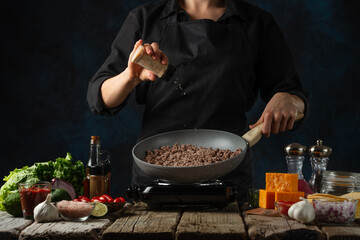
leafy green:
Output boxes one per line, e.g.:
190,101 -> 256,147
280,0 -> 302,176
50,153 -> 85,197
0,166 -> 39,210
0,153 -> 85,211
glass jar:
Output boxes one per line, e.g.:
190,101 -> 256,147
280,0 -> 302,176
321,171 -> 360,195
18,182 -> 51,219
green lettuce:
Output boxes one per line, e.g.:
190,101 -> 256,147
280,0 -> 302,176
0,153 -> 85,211
0,166 -> 39,210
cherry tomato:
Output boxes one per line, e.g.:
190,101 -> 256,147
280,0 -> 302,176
98,196 -> 108,202
73,198 -> 82,202
91,196 -> 107,203
91,196 -> 101,202
78,196 -> 91,202
102,194 -> 113,202
113,197 -> 126,203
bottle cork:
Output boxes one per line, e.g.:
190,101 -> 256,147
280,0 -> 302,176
131,45 -> 174,81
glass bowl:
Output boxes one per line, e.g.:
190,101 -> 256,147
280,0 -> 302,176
275,201 -> 296,219
313,199 -> 358,224
56,201 -> 95,221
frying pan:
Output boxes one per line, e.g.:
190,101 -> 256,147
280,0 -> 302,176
132,113 -> 304,183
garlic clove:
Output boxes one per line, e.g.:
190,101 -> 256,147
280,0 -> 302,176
34,193 -> 61,223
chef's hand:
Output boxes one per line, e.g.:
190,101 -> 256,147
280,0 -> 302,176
249,92 -> 305,137
127,39 -> 169,82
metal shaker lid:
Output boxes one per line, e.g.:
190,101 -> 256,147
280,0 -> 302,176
285,143 -> 307,156
309,139 -> 332,157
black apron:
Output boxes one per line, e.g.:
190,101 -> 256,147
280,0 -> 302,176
133,12 -> 255,202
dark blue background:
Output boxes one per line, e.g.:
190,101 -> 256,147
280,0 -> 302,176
1,0 -> 359,197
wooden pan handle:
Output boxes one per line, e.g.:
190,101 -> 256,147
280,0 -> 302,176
242,112 -> 304,148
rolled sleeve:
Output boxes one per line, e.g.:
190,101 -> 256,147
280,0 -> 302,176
86,10 -> 142,116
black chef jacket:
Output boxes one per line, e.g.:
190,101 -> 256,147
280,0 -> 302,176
87,0 -> 309,201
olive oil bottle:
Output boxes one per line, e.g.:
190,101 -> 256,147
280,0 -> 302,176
84,136 -> 111,198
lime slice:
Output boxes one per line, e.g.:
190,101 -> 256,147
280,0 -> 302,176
91,202 -> 108,217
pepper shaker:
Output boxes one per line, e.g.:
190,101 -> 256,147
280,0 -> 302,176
285,143 -> 313,196
308,139 -> 332,193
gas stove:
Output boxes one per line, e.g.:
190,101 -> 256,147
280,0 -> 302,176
126,179 -> 237,208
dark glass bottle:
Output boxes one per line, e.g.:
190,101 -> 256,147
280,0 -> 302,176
84,136 -> 111,198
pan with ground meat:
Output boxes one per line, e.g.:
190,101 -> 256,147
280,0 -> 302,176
132,129 -> 248,183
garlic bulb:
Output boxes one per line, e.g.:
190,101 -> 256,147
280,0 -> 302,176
288,197 -> 315,223
34,193 -> 61,223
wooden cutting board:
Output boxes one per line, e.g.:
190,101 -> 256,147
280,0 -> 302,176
245,207 -> 280,217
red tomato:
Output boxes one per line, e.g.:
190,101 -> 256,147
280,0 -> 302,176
102,194 -> 113,202
78,196 -> 91,202
113,197 -> 126,203
73,198 -> 82,202
98,196 -> 108,203
91,196 -> 101,202
91,196 -> 107,203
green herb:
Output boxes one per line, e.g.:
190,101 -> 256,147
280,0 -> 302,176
51,153 -> 85,197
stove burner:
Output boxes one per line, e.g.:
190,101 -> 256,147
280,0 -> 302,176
126,179 -> 237,208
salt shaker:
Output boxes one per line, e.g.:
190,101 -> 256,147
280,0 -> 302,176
308,139 -> 332,193
285,143 -> 313,196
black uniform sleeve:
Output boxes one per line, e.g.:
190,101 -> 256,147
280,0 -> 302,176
86,10 -> 142,116
256,15 -> 309,116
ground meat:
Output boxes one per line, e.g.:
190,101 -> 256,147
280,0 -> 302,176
144,143 -> 242,167
56,201 -> 94,219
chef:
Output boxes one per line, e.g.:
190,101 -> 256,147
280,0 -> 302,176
87,0 -> 309,202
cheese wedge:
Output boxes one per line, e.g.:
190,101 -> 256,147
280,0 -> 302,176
275,191 -> 304,202
266,173 -> 298,192
259,189 -> 275,209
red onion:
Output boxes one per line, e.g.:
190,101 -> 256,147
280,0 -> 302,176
313,199 -> 357,223
51,178 -> 77,199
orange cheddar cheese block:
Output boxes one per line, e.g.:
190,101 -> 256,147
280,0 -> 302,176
259,189 -> 275,209
266,173 -> 298,192
275,191 -> 304,202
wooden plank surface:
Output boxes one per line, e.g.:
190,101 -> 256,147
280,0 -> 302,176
286,219 -> 325,240
176,202 -> 247,240
0,211 -> 33,240
244,213 -> 293,239
19,218 -> 111,240
103,202 -> 182,240
241,203 -> 325,240
2,201 -> 360,240
321,222 -> 360,240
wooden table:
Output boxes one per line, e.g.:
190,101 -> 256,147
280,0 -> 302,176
1,202 -> 359,240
